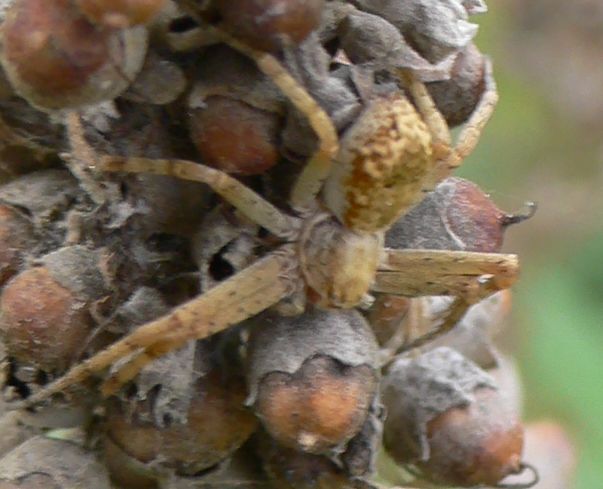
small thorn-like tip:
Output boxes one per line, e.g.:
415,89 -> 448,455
501,201 -> 537,227
495,462 -> 540,489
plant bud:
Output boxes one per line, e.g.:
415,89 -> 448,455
0,436 -> 111,489
104,367 -> 258,485
0,246 -> 109,371
75,0 -> 166,28
247,309 -> 379,454
427,43 -> 487,127
0,205 -> 33,287
188,96 -> 281,175
382,347 -> 524,487
386,177 -> 534,252
0,0 -> 148,110
216,0 -> 326,52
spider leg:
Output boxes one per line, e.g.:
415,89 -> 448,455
434,58 -> 499,180
398,68 -> 452,163
100,155 -> 299,239
210,27 -> 339,211
373,249 -> 518,351
401,274 -> 507,352
18,249 -> 297,408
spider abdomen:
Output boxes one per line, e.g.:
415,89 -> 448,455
324,93 -> 434,233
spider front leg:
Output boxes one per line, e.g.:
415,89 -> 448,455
400,60 -> 498,186
210,27 -> 339,211
373,248 -> 518,351
100,155 -> 300,239
18,250 -> 297,409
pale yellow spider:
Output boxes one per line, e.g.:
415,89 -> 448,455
20,30 -> 516,408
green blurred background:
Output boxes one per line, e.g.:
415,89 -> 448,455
458,2 -> 603,487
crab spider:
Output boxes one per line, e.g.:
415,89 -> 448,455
19,29 -> 516,408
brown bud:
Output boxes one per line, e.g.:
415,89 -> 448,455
217,0 -> 325,52
427,43 -> 487,127
386,177 -> 534,252
382,348 -> 524,487
0,246 -> 108,371
0,0 -> 147,110
248,309 -> 378,454
75,0 -> 166,28
0,205 -> 33,287
105,369 -> 258,482
188,96 -> 281,175
421,387 -> 524,486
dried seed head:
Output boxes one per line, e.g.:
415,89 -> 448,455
0,246 -> 108,371
427,43 -> 486,127
105,368 -> 258,479
0,205 -> 33,287
188,96 -> 281,175
382,348 -> 524,487
0,436 -> 111,489
247,309 -> 378,454
385,177 -> 534,252
75,0 -> 166,28
217,0 -> 326,52
0,0 -> 148,110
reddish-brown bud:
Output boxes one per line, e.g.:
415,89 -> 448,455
188,96 -> 281,175
104,370 -> 258,484
217,0 -> 325,52
383,348 -> 524,487
386,177 -> 534,252
0,0 -> 147,110
0,246 -> 108,371
248,309 -> 378,454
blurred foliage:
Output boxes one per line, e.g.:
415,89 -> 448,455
454,4 -> 603,488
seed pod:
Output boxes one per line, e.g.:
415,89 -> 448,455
104,365 -> 258,485
427,43 -> 487,127
382,347 -> 524,487
0,205 -> 33,287
0,0 -> 148,110
0,436 -> 111,489
0,246 -> 109,371
216,0 -> 326,52
189,96 -> 281,175
187,45 -> 284,175
75,0 -> 166,28
247,308 -> 379,454
385,177 -> 534,252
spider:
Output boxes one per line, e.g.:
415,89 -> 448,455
19,28 -> 517,408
